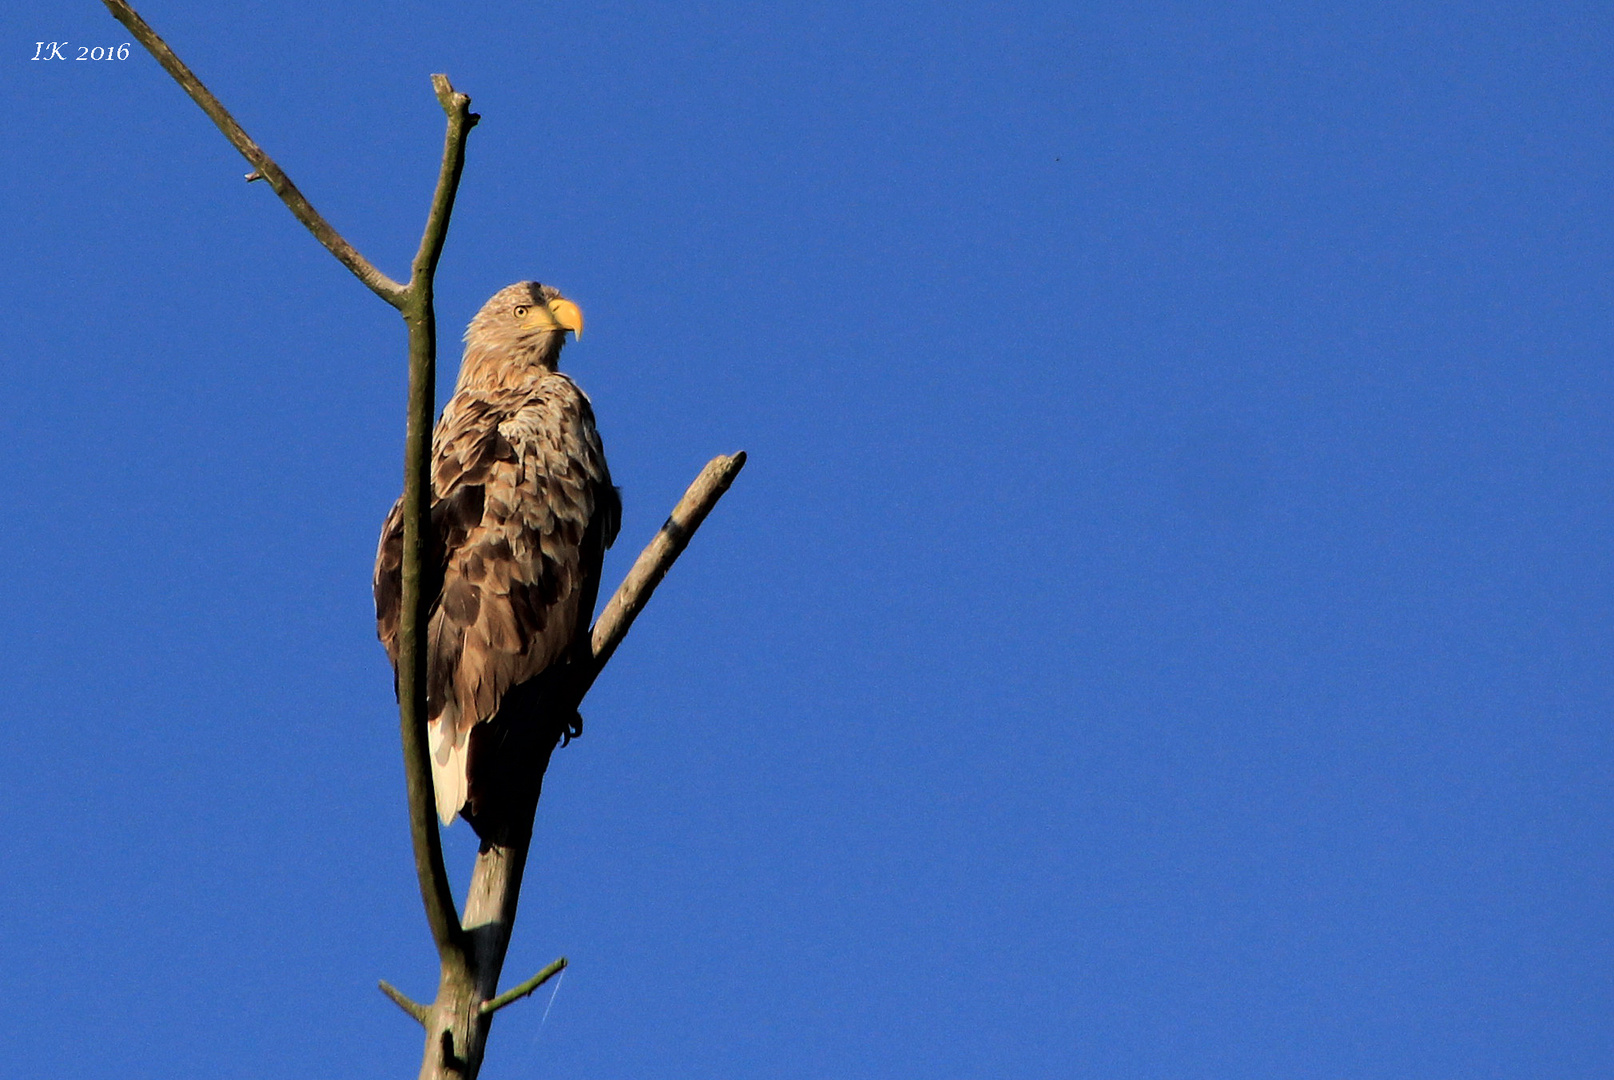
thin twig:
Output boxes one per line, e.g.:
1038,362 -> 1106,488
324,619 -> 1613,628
100,0 -> 408,307
480,957 -> 567,1016
378,980 -> 430,1026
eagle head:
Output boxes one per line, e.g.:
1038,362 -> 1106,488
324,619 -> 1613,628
460,281 -> 584,380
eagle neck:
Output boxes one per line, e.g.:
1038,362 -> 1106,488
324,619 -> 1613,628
455,341 -> 564,394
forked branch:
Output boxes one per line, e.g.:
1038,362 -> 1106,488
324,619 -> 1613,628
105,0 -> 472,991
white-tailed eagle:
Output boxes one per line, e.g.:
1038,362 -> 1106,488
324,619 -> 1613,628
374,282 -> 619,839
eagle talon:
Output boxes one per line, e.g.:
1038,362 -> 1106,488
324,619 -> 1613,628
560,710 -> 584,746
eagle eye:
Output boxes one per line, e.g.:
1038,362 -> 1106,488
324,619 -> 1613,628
514,305 -> 529,318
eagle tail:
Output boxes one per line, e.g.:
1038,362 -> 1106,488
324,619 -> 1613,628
428,714 -> 469,826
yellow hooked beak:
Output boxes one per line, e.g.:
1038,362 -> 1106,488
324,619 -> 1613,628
545,298 -> 584,340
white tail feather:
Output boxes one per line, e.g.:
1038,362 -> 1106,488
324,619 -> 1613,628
428,715 -> 469,826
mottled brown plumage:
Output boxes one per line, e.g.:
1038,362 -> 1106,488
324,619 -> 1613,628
375,282 -> 619,836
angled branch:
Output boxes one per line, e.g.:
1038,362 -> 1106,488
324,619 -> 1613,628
100,0 -> 407,307
378,980 -> 430,1026
583,452 -> 748,694
480,957 -> 567,1016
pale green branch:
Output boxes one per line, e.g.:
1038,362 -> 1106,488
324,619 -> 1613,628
480,957 -> 568,1016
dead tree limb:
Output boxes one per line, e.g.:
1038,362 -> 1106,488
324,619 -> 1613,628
102,5 -> 746,1077
587,452 -> 749,682
102,0 -> 409,306
396,75 -> 479,972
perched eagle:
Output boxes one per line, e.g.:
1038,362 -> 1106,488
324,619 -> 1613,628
374,282 -> 619,839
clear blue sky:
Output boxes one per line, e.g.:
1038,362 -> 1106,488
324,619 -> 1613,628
3,2 -> 1610,1077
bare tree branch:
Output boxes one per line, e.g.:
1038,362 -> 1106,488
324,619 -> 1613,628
586,452 -> 749,684
394,77 -> 478,972
414,77 -> 477,287
379,980 -> 431,1026
480,957 -> 567,1016
99,0 -> 408,307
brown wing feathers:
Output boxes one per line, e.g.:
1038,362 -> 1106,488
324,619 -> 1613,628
373,283 -> 612,832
